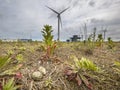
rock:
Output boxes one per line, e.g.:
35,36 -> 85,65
32,71 -> 43,80
38,66 -> 46,75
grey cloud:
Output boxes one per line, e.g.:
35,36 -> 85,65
0,0 -> 120,41
89,0 -> 95,7
90,18 -> 105,24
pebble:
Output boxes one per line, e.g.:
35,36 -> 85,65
38,66 -> 46,75
32,71 -> 43,80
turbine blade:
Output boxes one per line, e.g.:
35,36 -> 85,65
60,7 -> 70,14
59,16 -> 62,28
46,6 -> 59,14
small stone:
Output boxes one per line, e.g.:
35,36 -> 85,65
38,66 -> 46,75
32,71 -> 43,80
12,60 -> 18,64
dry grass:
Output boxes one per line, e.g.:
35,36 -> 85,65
0,42 -> 120,90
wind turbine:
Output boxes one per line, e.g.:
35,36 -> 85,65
101,26 -> 107,40
46,6 -> 69,41
103,27 -> 107,40
84,22 -> 87,41
79,27 -> 83,41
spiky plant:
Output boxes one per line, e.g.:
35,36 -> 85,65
72,56 -> 100,72
41,25 -> 56,58
42,25 -> 53,46
96,34 -> 103,47
107,37 -> 114,49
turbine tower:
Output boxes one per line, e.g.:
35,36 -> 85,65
101,26 -> 107,40
84,23 -> 87,41
103,28 -> 107,40
46,6 -> 69,41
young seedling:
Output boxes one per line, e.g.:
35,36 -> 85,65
45,77 -> 53,89
96,34 -> 104,47
107,37 -> 115,49
41,25 -> 56,58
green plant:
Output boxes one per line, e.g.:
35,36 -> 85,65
114,61 -> 120,67
16,54 -> 23,62
64,66 -> 92,89
7,50 -> 14,56
87,34 -> 95,50
96,34 -> 103,47
64,56 -> 100,89
112,61 -> 120,74
1,64 -> 23,76
87,34 -> 93,46
0,39 -> 2,44
0,55 -> 10,72
29,47 -> 35,53
2,78 -> 19,90
19,47 -> 26,51
45,77 -> 53,89
0,55 -> 23,75
107,37 -> 115,49
72,56 -> 100,72
41,25 -> 56,58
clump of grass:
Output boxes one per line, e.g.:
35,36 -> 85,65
2,78 -> 19,90
7,50 -> 14,56
19,47 -> 26,51
0,39 -> 2,44
114,61 -> 120,67
112,61 -> 120,74
0,55 -> 10,72
16,54 -> 23,62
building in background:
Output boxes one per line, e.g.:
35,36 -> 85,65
18,39 -> 32,42
67,35 -> 81,42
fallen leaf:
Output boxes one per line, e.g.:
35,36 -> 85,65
0,83 -> 3,90
64,69 -> 73,75
75,74 -> 82,86
15,72 -> 22,79
67,73 -> 77,81
80,74 -> 93,90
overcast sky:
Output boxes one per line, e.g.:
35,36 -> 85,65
0,0 -> 120,41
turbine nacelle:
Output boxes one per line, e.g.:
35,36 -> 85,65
46,6 -> 69,15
